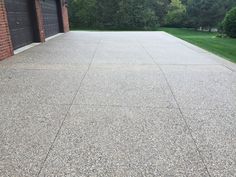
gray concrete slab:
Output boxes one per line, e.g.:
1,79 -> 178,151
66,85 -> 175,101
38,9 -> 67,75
13,47 -> 97,65
162,32 -> 236,71
9,46 -> 98,66
93,41 -> 155,65
143,43 -> 219,65
0,31 -> 235,176
0,104 -> 69,177
182,109 -> 236,177
74,65 -> 177,108
161,65 -> 236,110
39,105 -> 209,177
0,67 -> 88,105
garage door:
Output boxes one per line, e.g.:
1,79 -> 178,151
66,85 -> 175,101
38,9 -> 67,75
40,0 -> 60,38
5,0 -> 35,49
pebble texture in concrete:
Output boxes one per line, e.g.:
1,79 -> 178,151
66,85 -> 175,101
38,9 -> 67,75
0,32 -> 235,177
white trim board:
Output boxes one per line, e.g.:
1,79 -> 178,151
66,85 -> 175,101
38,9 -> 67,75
45,33 -> 63,41
14,43 -> 40,54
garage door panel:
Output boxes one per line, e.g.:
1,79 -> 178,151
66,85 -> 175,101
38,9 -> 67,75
41,0 -> 60,38
7,14 -> 33,28
10,29 -> 33,48
5,1 -> 28,11
5,0 -> 35,49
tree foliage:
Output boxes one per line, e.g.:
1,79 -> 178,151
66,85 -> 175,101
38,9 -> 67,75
69,0 -> 170,30
165,0 -> 186,27
186,0 -> 231,30
223,7 -> 236,38
68,0 -> 236,33
68,0 -> 97,28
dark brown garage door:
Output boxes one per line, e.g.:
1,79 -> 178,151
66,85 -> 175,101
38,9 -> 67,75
40,0 -> 60,38
5,0 -> 36,49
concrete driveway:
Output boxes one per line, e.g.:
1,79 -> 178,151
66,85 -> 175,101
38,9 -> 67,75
0,32 -> 235,177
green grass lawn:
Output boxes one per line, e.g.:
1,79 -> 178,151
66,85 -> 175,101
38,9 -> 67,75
160,28 -> 236,63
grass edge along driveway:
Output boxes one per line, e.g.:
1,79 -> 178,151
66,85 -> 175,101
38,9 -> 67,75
160,28 -> 236,63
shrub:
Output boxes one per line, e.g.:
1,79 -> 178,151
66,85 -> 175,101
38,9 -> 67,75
223,7 -> 236,38
217,21 -> 224,34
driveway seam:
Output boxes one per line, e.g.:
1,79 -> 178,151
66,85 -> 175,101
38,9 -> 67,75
69,104 -> 234,111
70,103 -> 178,109
139,42 -> 212,177
1,102 -> 229,111
2,67 -> 91,71
36,39 -> 102,177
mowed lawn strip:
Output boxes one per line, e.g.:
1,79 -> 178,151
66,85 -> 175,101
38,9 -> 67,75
160,28 -> 236,63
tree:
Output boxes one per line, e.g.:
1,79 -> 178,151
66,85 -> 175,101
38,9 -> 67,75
96,0 -> 120,29
68,0 -> 236,30
115,0 -> 159,30
223,7 -> 236,38
116,0 -> 145,29
68,0 -> 97,28
186,0 -> 235,30
147,0 -> 171,25
165,0 -> 186,26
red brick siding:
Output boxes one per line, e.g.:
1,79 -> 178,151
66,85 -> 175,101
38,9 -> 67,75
0,0 -> 13,61
34,0 -> 45,42
60,0 -> 69,32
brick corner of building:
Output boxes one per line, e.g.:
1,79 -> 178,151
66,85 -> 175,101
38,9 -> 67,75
62,4 -> 70,33
0,1 -> 14,61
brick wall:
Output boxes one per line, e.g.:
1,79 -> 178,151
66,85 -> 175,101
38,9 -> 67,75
34,0 -> 45,42
60,0 -> 70,32
0,0 -> 13,61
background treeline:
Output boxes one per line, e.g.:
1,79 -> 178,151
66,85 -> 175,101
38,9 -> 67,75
68,0 -> 236,31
